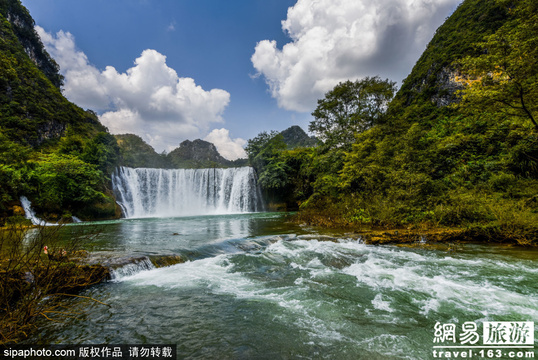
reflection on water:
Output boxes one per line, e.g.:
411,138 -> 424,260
77,213 -> 305,256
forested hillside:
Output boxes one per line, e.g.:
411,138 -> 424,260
0,0 -> 120,222
247,0 -> 538,245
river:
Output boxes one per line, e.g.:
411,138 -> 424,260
27,212 -> 537,359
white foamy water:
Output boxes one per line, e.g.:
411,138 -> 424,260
119,255 -> 253,291
116,237 -> 538,344
20,196 -> 56,226
111,166 -> 263,218
109,257 -> 157,280
116,238 -> 538,319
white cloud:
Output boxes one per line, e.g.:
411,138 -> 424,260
36,26 -> 230,153
36,27 -> 110,109
252,0 -> 462,112
204,128 -> 247,160
167,21 -> 176,32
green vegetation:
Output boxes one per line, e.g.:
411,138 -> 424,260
114,134 -> 169,169
0,0 -> 63,88
454,0 -> 538,130
310,77 -> 396,151
0,0 -> 119,222
248,0 -> 538,245
279,125 -> 317,149
246,131 -> 289,197
0,223 -> 109,344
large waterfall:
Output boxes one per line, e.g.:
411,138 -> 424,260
112,166 -> 263,218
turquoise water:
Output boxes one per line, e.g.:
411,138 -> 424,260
30,213 -> 537,359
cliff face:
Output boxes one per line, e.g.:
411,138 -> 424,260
0,0 -> 120,220
395,0 -> 508,110
0,0 -> 108,147
0,0 -> 63,88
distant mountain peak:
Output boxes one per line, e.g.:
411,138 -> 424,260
170,139 -> 230,165
280,126 -> 317,149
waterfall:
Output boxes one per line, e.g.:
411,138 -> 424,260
20,196 -> 57,226
111,166 -> 263,218
109,257 -> 156,281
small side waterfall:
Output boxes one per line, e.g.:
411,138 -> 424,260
109,257 -> 156,281
20,196 -> 56,226
111,166 -> 263,218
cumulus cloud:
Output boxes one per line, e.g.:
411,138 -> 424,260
252,0 -> 462,112
36,27 -> 110,109
36,26 -> 231,152
204,128 -> 247,160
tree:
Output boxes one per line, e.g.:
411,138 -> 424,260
245,130 -> 285,170
309,77 -> 396,149
28,154 -> 104,214
245,131 -> 290,191
455,0 -> 538,130
81,132 -> 120,175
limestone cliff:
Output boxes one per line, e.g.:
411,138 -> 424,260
395,0 -> 508,109
0,0 -> 63,88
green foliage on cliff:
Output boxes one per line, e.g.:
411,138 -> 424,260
279,125 -> 317,149
114,134 -> 169,169
0,0 -> 119,221
246,131 -> 289,193
252,0 -> 538,244
0,0 -> 63,88
454,0 -> 538,130
27,154 -> 104,213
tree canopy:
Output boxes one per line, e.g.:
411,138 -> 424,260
309,77 -> 396,150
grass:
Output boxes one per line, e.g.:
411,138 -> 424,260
295,193 -> 538,247
0,221 -> 109,345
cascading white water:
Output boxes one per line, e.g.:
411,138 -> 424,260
109,257 -> 156,281
111,166 -> 263,218
20,196 -> 57,226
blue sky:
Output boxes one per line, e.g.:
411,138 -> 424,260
22,0 -> 461,159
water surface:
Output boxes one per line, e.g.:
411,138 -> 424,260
31,213 -> 538,359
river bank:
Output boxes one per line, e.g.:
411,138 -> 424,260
294,209 -> 538,247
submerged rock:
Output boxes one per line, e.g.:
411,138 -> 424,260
149,255 -> 184,268
84,252 -> 185,280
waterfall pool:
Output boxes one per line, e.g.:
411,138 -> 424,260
27,213 -> 537,359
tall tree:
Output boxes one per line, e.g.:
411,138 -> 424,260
245,131 -> 290,190
309,77 -> 396,150
455,0 -> 538,129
